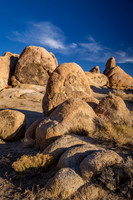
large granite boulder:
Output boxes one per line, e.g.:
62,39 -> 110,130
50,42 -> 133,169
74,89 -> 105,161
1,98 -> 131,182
0,109 -> 26,140
95,94 -> 132,124
35,98 -> 99,150
103,57 -> 133,89
43,168 -> 84,199
80,150 -> 123,180
0,52 -> 19,90
13,46 -> 57,86
42,62 -> 93,115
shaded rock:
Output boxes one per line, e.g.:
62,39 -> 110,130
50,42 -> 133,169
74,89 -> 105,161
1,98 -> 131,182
90,66 -> 101,73
0,52 -> 19,90
44,168 -> 84,199
57,144 -> 103,170
14,46 -> 57,86
2,52 -> 19,84
24,118 -> 43,147
70,183 -> 120,200
36,98 -> 99,150
80,150 -> 123,180
104,57 -> 116,76
42,62 -> 92,115
82,96 -> 99,110
104,57 -> 133,89
95,93 -> 132,124
42,134 -> 91,160
0,109 -> 26,140
85,72 -> 109,87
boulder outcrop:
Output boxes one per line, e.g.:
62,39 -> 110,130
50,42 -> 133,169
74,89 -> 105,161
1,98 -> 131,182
13,46 -> 57,86
90,66 -> 101,73
0,52 -> 19,90
80,150 -> 123,180
42,62 -> 93,115
0,109 -> 26,140
104,57 -> 133,89
35,98 -> 99,150
95,93 -> 132,124
44,168 -> 84,199
85,72 -> 109,87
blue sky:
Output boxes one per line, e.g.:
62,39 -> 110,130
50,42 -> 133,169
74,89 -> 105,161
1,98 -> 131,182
0,0 -> 133,76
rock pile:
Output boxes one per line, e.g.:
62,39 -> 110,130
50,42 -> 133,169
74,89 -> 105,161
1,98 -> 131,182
104,57 -> 133,89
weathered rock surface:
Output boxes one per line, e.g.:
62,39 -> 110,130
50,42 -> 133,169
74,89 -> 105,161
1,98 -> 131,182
49,52 -> 58,67
44,168 -> 84,199
95,93 -> 132,124
42,62 -> 93,115
57,144 -> 103,170
42,135 -> 91,160
104,57 -> 133,89
71,183 -> 120,200
0,109 -> 26,140
0,52 -> 19,90
24,118 -> 43,147
90,66 -> 101,73
104,57 -> 116,76
85,72 -> 109,87
14,46 -> 57,86
80,150 -> 123,180
36,98 -> 99,150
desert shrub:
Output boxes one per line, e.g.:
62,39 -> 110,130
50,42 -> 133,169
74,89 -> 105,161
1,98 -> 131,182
99,122 -> 133,145
12,153 -> 53,172
98,157 -> 133,199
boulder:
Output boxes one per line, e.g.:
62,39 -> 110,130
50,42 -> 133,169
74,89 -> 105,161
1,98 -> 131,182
57,144 -> 103,170
103,57 -> 116,76
95,94 -> 132,124
80,150 -> 123,180
90,66 -> 101,73
49,52 -> 58,67
36,98 -> 99,150
85,72 -> 109,87
0,109 -> 26,140
44,168 -> 84,199
24,118 -> 43,147
0,52 -> 19,90
13,46 -> 57,86
71,183 -> 120,200
42,62 -> 92,115
42,135 -> 91,160
104,57 -> 133,89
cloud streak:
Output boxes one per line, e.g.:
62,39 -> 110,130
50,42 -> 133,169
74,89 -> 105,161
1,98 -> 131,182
8,21 -> 133,64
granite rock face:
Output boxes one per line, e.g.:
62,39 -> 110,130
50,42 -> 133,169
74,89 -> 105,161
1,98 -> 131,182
42,62 -> 93,115
0,52 -> 19,90
104,57 -> 133,89
0,109 -> 26,140
14,46 -> 57,86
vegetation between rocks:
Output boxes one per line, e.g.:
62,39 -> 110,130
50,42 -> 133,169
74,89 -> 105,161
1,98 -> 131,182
12,153 -> 53,172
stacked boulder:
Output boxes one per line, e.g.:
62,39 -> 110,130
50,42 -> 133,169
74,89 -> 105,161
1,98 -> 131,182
23,62 -> 127,199
104,57 -> 133,89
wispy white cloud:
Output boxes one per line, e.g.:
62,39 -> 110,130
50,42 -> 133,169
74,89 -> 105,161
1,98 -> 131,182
8,22 -> 66,50
8,21 -> 133,64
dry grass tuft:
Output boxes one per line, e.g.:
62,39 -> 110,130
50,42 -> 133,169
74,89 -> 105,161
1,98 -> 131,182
99,122 -> 133,145
113,89 -> 133,100
12,153 -> 53,172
